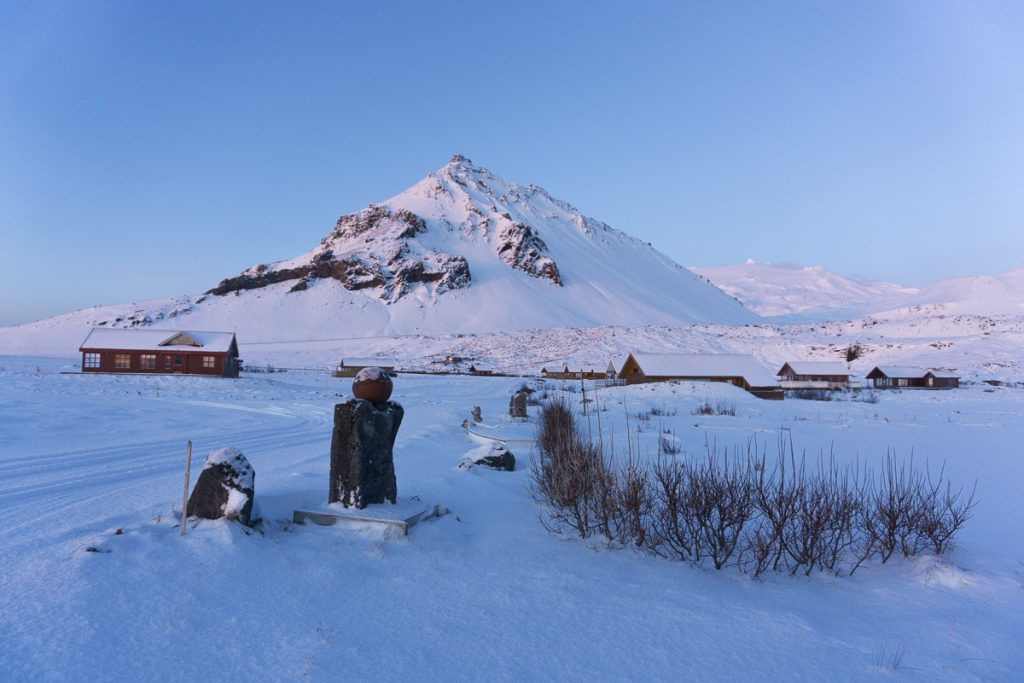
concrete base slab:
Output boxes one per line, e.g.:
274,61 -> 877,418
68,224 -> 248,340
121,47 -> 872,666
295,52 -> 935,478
292,500 -> 449,536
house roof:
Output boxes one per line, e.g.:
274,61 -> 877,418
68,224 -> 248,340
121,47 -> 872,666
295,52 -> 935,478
627,352 -> 779,388
609,355 -> 630,374
80,328 -> 237,353
925,370 -> 960,379
869,366 -> 928,379
779,361 -> 849,376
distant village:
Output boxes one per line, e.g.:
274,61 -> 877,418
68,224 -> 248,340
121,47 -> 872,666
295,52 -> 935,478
77,327 -> 961,399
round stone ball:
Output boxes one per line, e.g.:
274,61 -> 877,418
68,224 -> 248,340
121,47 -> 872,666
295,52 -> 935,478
352,367 -> 393,402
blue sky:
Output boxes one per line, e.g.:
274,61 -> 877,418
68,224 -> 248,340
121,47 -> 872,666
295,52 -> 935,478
1,1 -> 1022,325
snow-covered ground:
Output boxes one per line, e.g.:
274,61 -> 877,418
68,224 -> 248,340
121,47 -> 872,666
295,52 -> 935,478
2,355 -> 1022,681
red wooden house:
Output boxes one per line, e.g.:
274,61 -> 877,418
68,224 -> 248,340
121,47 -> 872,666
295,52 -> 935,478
79,328 -> 241,377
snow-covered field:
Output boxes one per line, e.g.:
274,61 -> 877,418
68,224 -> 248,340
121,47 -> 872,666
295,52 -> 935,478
2,354 -> 1022,681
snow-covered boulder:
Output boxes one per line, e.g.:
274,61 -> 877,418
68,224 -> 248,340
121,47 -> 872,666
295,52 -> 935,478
460,443 -> 516,472
186,447 -> 256,526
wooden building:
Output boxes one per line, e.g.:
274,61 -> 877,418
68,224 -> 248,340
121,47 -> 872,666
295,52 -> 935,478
618,352 -> 783,400
923,371 -> 960,389
79,328 -> 240,377
540,364 -> 611,381
332,358 -> 397,377
865,366 -> 959,389
777,361 -> 853,390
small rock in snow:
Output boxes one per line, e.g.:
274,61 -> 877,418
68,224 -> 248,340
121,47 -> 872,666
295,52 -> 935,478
187,447 -> 256,526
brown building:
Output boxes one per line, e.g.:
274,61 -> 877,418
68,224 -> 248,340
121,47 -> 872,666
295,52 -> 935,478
79,328 -> 240,377
866,366 -> 959,389
540,363 -> 612,381
777,361 -> 853,390
617,352 -> 783,400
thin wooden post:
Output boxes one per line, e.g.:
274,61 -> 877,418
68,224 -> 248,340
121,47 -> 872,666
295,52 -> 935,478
179,440 -> 193,537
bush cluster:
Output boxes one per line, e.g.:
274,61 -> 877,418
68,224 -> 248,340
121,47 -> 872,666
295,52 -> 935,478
691,400 -> 736,416
530,401 -> 975,577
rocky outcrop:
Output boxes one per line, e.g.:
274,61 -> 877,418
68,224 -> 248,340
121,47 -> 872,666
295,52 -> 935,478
497,222 -> 562,286
186,447 -> 256,526
206,206 -> 470,301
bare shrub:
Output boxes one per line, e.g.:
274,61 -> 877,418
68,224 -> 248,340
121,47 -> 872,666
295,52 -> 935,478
691,400 -> 735,416
658,432 -> 681,456
872,645 -> 905,672
589,452 -> 619,543
530,398 -> 606,539
613,455 -> 654,548
649,404 -> 678,417
780,456 -> 859,575
790,389 -> 833,401
715,401 -> 737,416
916,465 -> 977,555
744,438 -> 802,576
688,448 -> 754,569
649,458 -> 695,562
532,412 -> 975,577
864,454 -> 930,562
691,401 -> 715,416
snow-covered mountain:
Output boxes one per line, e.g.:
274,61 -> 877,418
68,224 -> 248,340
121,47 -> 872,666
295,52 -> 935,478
694,261 -> 1024,320
691,260 -> 919,319
0,155 -> 756,352
197,154 -> 755,334
906,268 -> 1024,315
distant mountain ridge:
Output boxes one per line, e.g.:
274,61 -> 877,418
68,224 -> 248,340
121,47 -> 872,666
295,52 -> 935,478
693,260 -> 1024,319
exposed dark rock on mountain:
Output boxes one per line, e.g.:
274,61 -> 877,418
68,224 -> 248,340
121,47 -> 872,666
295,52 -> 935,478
497,221 -> 562,285
207,206 -> 470,302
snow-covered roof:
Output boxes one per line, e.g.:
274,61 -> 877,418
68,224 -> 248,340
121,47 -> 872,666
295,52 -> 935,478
871,366 -> 928,379
628,352 -> 779,387
79,328 -> 237,353
925,370 -> 960,379
778,361 -> 849,376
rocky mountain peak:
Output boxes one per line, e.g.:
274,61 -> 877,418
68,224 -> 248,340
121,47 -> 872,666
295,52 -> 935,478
207,156 -> 575,301
202,156 -> 755,329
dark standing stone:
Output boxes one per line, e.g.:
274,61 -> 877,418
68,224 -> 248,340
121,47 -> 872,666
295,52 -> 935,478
509,390 -> 528,418
187,447 -> 255,526
329,399 -> 404,508
471,405 -> 482,423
